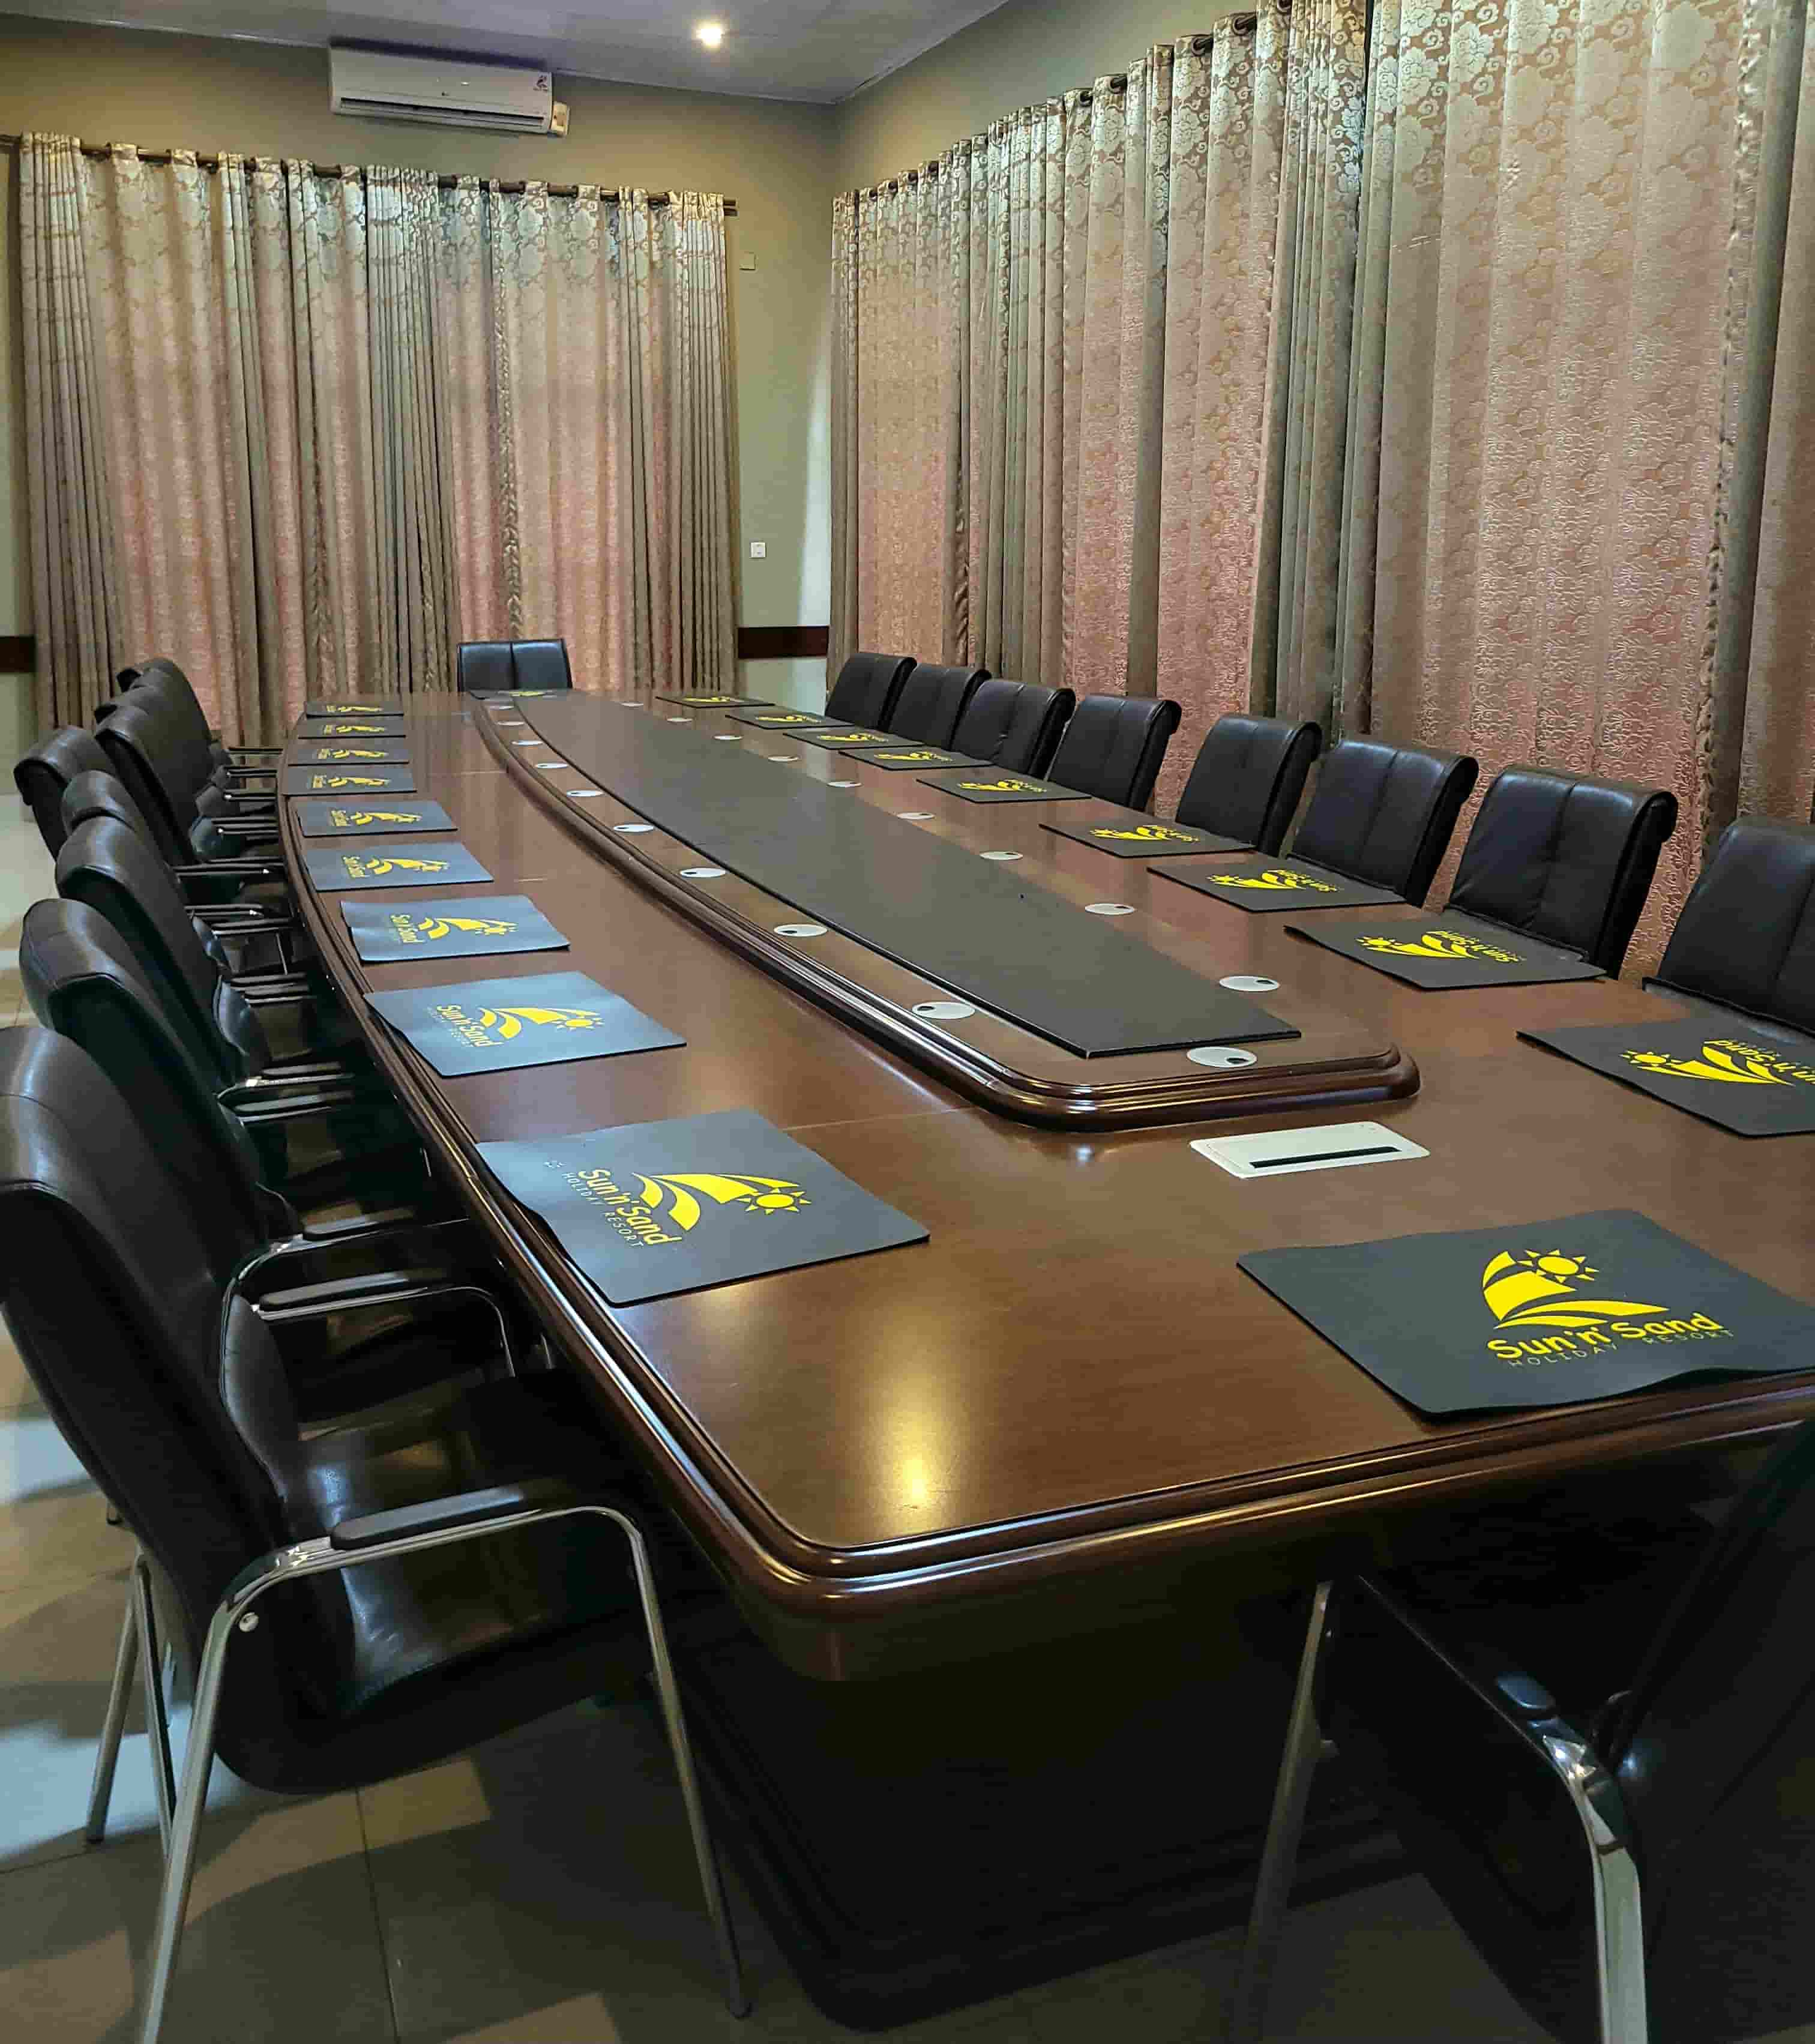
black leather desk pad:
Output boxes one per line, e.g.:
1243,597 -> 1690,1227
477,1108 -> 926,1304
1240,1208 -> 1815,1414
1161,858 -> 1404,911
654,691 -> 772,707
284,766 -> 417,796
293,742 -> 412,765
1044,819 -> 1248,859
342,894 -> 568,963
523,698 -> 1296,1057
725,708 -> 839,730
304,842 -> 493,891
369,971 -> 681,1077
304,698 -> 403,715
1288,911 -> 1605,988
297,798 -> 454,837
916,771 -> 1088,805
1522,1016 -> 1815,1136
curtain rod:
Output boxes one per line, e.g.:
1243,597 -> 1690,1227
862,21 -> 1274,192
0,135 -> 735,209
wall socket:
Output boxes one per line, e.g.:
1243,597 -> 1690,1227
749,540 -> 766,558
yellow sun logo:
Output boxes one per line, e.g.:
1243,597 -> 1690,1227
1362,929 -> 1520,962
1480,1247 -> 1664,1330
1624,1041 -> 1805,1087
413,915 -> 514,939
634,1172 -> 811,1231
1091,825 -> 1199,843
959,779 -> 1036,792
1206,867 -> 1336,891
358,857 -> 448,875
469,1004 -> 604,1039
339,810 -> 420,827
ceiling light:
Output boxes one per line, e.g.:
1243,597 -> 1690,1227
695,20 -> 726,47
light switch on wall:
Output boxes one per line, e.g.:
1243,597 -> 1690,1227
749,540 -> 767,558
739,254 -> 757,271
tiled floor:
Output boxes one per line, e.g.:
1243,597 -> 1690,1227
0,797 -> 1803,2042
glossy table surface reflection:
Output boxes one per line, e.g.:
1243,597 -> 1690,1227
280,693 -> 1815,1677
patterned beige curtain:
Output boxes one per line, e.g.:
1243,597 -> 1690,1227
443,182 -> 736,696
20,147 -> 736,737
1706,0 -> 1815,832
19,134 -> 124,730
1335,0 -> 1771,948
829,173 -> 965,670
831,16 -> 1365,810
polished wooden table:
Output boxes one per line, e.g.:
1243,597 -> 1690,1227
279,691 -> 1815,2019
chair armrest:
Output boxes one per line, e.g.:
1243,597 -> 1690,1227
250,1264 -> 459,1315
233,1216 -> 476,1297
224,744 -> 284,757
330,1475 -> 583,1551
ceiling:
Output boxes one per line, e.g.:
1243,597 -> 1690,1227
2,0 -> 1014,103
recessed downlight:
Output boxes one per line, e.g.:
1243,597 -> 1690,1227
695,19 -> 726,48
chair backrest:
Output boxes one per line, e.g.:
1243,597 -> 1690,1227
61,768 -> 163,857
55,818 -> 266,1088
20,899 -> 275,1277
457,639 -> 573,693
1592,1417 -> 1815,2036
1445,765 -> 1676,975
826,651 -> 915,729
951,680 -> 1075,776
885,663 -> 989,747
0,1025 -> 346,1732
1175,715 -> 1323,854
94,693 -> 202,859
1289,739 -> 1479,906
1046,695 -> 1182,810
13,728 -> 114,857
1653,818 -> 1815,1034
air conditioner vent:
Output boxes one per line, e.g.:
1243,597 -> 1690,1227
330,47 -> 555,134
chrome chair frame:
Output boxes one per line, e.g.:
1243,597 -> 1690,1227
1227,1581 -> 1648,2044
83,1268 -> 742,2040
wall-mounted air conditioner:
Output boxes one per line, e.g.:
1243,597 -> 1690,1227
330,46 -> 555,133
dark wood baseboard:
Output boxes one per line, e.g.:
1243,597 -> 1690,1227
0,634 -> 33,672
738,625 -> 829,661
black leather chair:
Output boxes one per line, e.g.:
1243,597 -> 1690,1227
456,638 -> 574,693
825,650 -> 915,729
56,817 -> 362,1091
95,693 -> 277,870
16,726 -> 118,855
1652,817 -> 1815,1034
60,768 -> 296,973
0,1027 -> 745,2044
1175,715 -> 1322,854
1231,1424 -> 1815,2044
951,678 -> 1074,776
1045,694 -> 1182,810
21,897 -> 443,1319
883,663 -> 989,747
130,660 -> 280,787
1287,738 -> 1481,906
1445,766 -> 1678,977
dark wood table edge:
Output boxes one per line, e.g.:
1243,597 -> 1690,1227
277,715 -> 1815,1657
475,699 -> 1421,1130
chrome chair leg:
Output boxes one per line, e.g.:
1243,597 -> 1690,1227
1229,1582 -> 1333,2043
136,1590 -> 229,2044
624,1519 -> 750,2019
131,1555 -> 178,1857
1540,1725 -> 1649,2044
86,1578 -> 141,1844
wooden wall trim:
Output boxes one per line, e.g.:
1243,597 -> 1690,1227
739,625 -> 829,661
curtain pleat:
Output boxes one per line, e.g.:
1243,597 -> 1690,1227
20,147 -> 736,737
20,133 -> 124,730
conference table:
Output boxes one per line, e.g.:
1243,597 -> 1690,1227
278,689 -> 1815,2023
